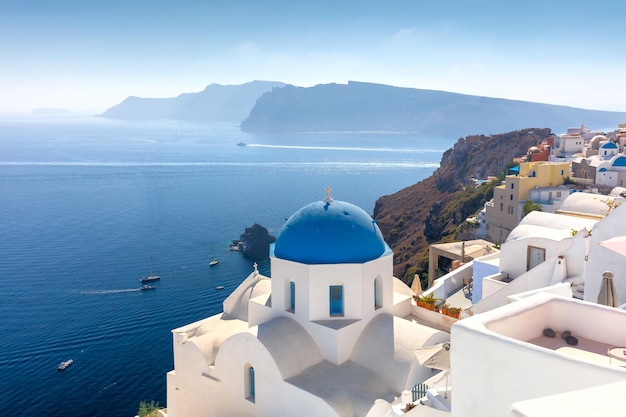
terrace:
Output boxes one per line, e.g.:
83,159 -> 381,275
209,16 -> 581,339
452,293 -> 626,416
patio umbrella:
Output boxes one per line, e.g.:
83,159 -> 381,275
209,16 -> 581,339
598,271 -> 618,307
414,342 -> 451,399
414,342 -> 450,371
598,236 -> 626,257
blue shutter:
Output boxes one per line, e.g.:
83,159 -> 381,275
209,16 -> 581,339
290,281 -> 295,311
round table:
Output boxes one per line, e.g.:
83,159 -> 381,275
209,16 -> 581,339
607,347 -> 626,365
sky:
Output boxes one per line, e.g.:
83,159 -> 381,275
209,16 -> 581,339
2,0 -> 626,114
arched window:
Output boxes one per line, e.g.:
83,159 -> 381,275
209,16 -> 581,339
244,364 -> 255,401
374,277 -> 383,309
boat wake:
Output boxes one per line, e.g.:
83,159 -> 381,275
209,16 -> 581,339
245,144 -> 444,153
98,381 -> 117,392
77,288 -> 142,295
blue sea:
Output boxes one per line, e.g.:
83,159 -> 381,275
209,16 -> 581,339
0,116 -> 453,417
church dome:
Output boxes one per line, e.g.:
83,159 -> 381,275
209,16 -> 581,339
600,141 -> 618,149
274,196 -> 388,264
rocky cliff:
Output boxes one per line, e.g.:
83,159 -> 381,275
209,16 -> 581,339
238,223 -> 276,260
373,128 -> 554,283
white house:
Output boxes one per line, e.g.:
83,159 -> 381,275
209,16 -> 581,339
165,191 -> 449,417
426,190 -> 626,320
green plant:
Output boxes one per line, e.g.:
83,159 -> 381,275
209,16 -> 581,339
419,294 -> 436,304
522,200 -> 542,217
138,400 -> 161,417
605,197 -> 622,215
447,307 -> 461,318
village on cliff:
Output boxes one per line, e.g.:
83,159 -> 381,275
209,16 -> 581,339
156,123 -> 626,417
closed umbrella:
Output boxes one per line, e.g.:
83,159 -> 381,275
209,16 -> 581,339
598,271 -> 618,307
412,274 -> 423,296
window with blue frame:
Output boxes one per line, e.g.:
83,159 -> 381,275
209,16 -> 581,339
329,285 -> 343,316
245,365 -> 255,401
289,281 -> 295,312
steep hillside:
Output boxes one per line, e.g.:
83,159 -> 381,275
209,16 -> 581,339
373,128 -> 554,283
99,81 -> 285,122
241,82 -> 626,136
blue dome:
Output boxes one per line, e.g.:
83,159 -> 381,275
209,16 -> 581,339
613,156 -> 626,167
274,199 -> 388,264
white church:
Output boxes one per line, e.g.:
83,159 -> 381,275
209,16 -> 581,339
164,190 -> 449,417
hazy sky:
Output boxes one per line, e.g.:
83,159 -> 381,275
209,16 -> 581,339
2,0 -> 625,114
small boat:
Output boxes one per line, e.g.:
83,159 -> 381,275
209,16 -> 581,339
215,286 -> 225,290
237,142 -> 247,147
140,258 -> 161,282
57,359 -> 73,371
209,249 -> 219,266
140,285 -> 156,291
140,275 -> 160,283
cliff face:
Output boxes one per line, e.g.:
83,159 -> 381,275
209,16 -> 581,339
373,128 -> 554,282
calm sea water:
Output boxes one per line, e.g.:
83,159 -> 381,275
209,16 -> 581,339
0,116 -> 453,417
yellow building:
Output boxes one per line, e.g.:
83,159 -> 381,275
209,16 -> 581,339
485,161 -> 570,243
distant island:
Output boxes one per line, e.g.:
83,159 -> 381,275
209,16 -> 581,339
241,81 -> 626,137
98,80 -> 285,122
99,80 -> 626,137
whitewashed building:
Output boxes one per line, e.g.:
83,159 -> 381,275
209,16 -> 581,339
453,293 -> 626,417
165,192 -> 449,417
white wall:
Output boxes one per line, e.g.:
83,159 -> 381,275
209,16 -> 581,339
269,254 -> 395,364
583,203 -> 626,305
472,254 -> 500,302
499,237 -> 572,279
452,294 -> 626,417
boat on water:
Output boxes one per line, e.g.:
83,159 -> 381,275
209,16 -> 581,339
215,286 -> 225,290
209,248 -> 219,266
57,359 -> 73,371
140,274 -> 160,283
237,142 -> 247,147
140,258 -> 160,282
140,285 -> 156,291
